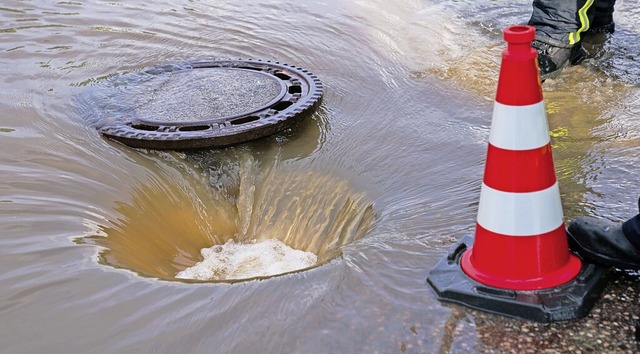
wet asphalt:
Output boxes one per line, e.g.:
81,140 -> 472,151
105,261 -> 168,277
471,269 -> 640,353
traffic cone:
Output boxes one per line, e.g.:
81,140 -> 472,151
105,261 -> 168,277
427,25 -> 608,322
459,25 -> 581,290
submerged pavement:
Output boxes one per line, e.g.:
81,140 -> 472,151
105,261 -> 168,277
469,270 -> 640,353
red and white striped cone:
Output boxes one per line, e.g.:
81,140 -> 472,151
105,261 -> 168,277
459,25 -> 582,290
427,25 -> 608,323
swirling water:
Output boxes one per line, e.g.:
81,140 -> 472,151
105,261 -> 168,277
1,0 -> 639,352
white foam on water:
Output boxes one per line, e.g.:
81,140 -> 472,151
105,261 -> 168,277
176,239 -> 318,281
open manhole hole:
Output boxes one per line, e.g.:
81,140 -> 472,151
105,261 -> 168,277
91,59 -> 323,150
77,161 -> 376,283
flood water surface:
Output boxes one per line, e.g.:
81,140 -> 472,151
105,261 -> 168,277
1,0 -> 639,352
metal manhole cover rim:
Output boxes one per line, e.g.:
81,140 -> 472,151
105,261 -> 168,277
97,58 -> 324,150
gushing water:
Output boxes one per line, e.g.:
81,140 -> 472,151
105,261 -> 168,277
176,239 -> 318,281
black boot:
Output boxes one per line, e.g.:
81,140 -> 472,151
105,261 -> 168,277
532,40 -> 588,80
568,213 -> 640,271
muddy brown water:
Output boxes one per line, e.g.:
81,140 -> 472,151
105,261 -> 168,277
1,0 -> 639,352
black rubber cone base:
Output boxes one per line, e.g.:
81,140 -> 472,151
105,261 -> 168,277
427,235 -> 610,323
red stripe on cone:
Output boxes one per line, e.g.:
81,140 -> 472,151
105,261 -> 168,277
495,27 -> 542,106
461,25 -> 581,291
462,224 -> 581,290
484,143 -> 556,193
496,59 -> 542,106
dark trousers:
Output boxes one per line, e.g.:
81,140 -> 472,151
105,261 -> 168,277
624,200 -> 640,248
528,0 -> 616,47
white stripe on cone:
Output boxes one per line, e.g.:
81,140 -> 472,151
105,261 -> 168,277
489,101 -> 549,150
477,182 -> 564,236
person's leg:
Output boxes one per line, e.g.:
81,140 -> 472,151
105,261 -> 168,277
527,0 -> 595,79
587,0 -> 616,34
529,0 -> 591,46
527,0 -> 616,79
568,197 -> 640,270
623,199 -> 640,250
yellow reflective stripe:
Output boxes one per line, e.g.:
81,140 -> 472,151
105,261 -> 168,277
570,0 -> 595,44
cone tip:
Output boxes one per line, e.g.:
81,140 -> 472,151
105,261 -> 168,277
503,25 -> 535,44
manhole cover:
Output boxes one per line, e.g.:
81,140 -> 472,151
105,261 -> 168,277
94,59 -> 323,150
